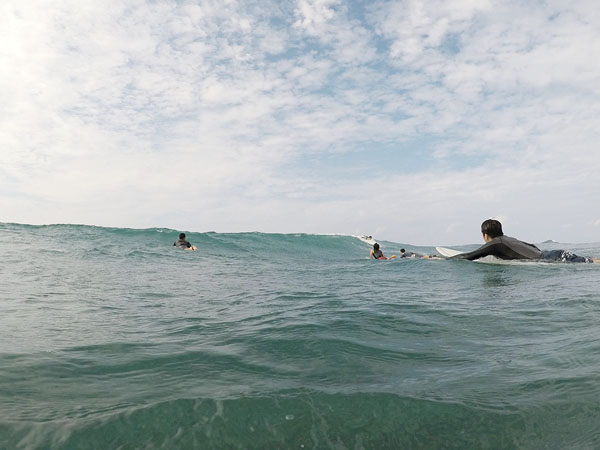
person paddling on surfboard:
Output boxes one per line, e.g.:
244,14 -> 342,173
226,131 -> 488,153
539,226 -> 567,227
452,219 -> 595,262
370,243 -> 397,260
173,233 -> 197,251
400,248 -> 441,259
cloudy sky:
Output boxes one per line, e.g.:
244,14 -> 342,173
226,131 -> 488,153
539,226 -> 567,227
2,0 -> 599,244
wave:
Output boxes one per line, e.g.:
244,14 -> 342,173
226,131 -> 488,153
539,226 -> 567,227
3,223 -> 597,261
0,222 -> 434,260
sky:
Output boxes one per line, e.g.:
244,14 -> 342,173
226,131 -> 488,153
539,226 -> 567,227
2,0 -> 600,245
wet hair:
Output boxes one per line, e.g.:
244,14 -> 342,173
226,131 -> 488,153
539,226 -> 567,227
481,219 -> 503,238
179,233 -> 186,239
400,248 -> 405,253
373,243 -> 380,250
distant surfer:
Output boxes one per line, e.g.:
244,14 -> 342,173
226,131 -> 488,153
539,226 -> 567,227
400,248 -> 441,259
400,248 -> 421,258
174,233 -> 197,251
370,243 -> 396,260
451,219 -> 595,262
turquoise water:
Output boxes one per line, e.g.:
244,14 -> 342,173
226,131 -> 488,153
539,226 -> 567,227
1,223 -> 600,449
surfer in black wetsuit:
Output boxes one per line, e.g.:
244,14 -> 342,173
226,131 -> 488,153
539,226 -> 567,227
174,233 -> 197,251
400,248 -> 421,258
452,219 -> 594,262
400,248 -> 441,259
370,243 -> 396,260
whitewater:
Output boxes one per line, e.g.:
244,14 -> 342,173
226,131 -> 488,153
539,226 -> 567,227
1,223 -> 600,449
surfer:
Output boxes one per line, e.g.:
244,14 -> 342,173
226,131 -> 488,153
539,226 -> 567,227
173,233 -> 197,251
400,248 -> 422,258
400,248 -> 441,259
370,243 -> 397,260
452,219 -> 595,262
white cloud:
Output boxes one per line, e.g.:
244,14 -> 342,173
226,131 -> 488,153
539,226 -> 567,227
370,0 -> 490,61
294,0 -> 340,33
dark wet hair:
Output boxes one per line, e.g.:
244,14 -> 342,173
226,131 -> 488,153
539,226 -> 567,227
179,233 -> 186,239
481,219 -> 503,238
373,243 -> 380,250
400,248 -> 405,253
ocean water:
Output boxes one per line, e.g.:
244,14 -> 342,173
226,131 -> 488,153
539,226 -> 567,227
1,223 -> 600,450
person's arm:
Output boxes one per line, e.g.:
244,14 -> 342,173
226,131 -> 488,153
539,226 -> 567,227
451,241 -> 497,261
369,250 -> 374,259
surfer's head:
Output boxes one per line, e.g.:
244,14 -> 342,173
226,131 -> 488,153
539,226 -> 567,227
481,219 -> 503,239
179,233 -> 186,239
373,243 -> 380,251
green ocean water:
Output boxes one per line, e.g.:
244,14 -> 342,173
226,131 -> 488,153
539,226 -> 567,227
1,223 -> 600,449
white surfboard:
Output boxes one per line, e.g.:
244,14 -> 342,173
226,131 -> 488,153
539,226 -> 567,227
436,246 -> 464,257
357,235 -> 378,246
436,247 -> 523,265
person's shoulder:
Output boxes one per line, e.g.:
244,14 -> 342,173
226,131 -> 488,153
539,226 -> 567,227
495,235 -> 517,244
500,235 -> 524,244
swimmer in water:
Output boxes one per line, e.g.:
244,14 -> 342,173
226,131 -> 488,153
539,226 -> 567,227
401,248 -> 441,260
173,233 -> 198,251
370,243 -> 397,260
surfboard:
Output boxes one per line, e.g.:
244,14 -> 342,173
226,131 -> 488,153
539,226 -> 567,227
436,247 -> 522,265
357,235 -> 377,246
435,246 -> 558,265
436,246 -> 464,257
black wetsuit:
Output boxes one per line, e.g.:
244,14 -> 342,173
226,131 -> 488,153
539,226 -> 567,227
174,239 -> 192,249
452,236 -> 542,260
401,252 -> 419,258
452,236 -> 593,262
541,250 -> 592,263
372,249 -> 384,259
